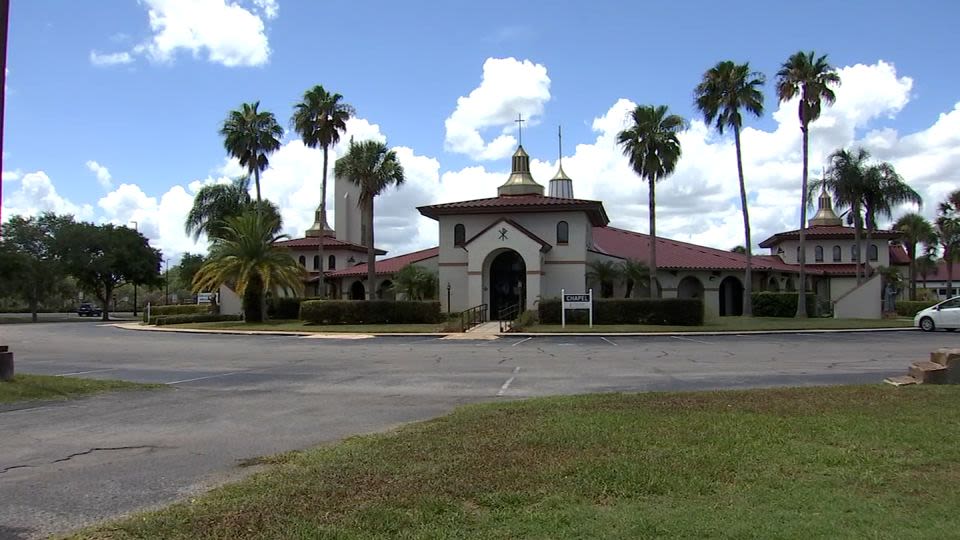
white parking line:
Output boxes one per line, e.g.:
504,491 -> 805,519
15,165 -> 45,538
600,337 -> 618,346
166,371 -> 245,385
56,368 -> 118,376
670,335 -> 712,344
497,366 -> 521,397
511,337 -> 533,347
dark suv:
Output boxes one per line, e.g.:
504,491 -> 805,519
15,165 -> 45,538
77,302 -> 103,317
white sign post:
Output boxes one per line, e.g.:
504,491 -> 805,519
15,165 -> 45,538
561,288 -> 593,328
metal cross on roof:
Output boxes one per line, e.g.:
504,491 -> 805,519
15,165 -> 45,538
515,113 -> 525,146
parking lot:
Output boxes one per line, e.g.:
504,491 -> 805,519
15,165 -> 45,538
1,322 -> 956,538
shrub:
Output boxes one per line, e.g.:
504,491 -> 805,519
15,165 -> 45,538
143,304 -> 211,323
300,300 -> 443,325
153,313 -> 242,326
895,300 -> 937,317
510,310 -> 539,332
538,298 -> 704,326
751,292 -> 817,317
266,297 -> 313,319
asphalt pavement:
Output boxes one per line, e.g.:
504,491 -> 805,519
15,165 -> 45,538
1,321 -> 957,539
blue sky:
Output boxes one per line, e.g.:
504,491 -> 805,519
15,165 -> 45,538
3,1 -> 959,260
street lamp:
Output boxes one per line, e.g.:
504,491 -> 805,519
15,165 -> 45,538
164,258 -> 170,305
129,221 -> 139,316
446,282 -> 451,314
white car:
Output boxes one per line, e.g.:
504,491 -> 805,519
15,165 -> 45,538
915,296 -> 960,332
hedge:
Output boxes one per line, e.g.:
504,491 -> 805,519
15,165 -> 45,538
895,300 -> 937,317
300,300 -> 443,325
751,292 -> 817,318
266,297 -> 321,320
153,314 -> 242,326
538,298 -> 704,326
144,304 -> 212,323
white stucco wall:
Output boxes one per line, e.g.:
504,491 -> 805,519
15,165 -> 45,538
218,284 -> 243,316
833,274 -> 882,319
772,238 -> 890,267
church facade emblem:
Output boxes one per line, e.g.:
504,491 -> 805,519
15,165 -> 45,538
498,227 -> 509,241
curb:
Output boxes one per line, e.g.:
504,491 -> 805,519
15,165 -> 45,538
112,322 -> 917,338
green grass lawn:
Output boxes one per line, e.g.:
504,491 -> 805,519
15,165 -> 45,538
77,385 -> 960,539
530,316 -> 914,333
165,320 -> 450,333
0,374 -> 163,404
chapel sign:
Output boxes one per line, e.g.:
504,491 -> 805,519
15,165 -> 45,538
561,288 -> 593,327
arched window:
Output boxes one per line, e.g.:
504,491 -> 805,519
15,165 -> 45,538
815,245 -> 824,262
796,246 -> 801,262
313,255 -> 320,270
832,245 -> 842,262
868,244 -> 879,261
453,224 -> 465,246
298,255 -> 306,267
328,255 -> 336,270
557,221 -> 569,244
851,244 -> 860,262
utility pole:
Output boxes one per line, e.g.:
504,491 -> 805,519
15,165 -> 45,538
164,258 -> 169,305
129,221 -> 138,316
0,0 -> 10,236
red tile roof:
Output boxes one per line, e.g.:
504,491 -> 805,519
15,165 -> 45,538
921,260 -> 960,282
759,225 -> 901,248
276,235 -> 386,255
889,244 -> 910,265
592,226 -> 810,273
325,247 -> 439,279
418,195 -> 609,226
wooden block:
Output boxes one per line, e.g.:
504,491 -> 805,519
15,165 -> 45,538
885,375 -> 920,386
930,349 -> 960,384
909,361 -> 948,384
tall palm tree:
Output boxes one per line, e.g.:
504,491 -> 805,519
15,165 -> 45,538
192,212 -> 305,322
219,101 -> 284,207
936,189 -> 960,297
862,162 -> 921,276
695,60 -> 765,316
894,212 -> 936,300
334,140 -> 405,299
917,246 -> 938,293
619,259 -> 650,298
812,148 -> 870,284
185,176 -> 282,241
291,85 -> 354,298
776,51 -> 841,317
616,105 -> 685,297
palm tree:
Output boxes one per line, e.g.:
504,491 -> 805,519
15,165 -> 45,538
936,189 -> 960,297
219,101 -> 284,207
391,264 -> 438,300
894,212 -> 936,300
862,162 -> 921,277
291,85 -> 354,299
192,212 -> 305,322
917,246 -> 938,294
586,260 -> 622,298
620,259 -> 650,298
334,139 -> 405,299
616,105 -> 685,297
812,148 -> 870,284
695,60 -> 765,316
185,176 -> 282,241
776,51 -> 841,317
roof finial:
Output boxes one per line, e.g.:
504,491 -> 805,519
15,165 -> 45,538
558,125 -> 563,167
515,113 -> 525,146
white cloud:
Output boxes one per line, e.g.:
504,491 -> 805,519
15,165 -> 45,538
85,160 -> 114,189
89,51 -> 134,67
91,0 -> 276,68
444,57 -> 551,161
1,171 -> 94,221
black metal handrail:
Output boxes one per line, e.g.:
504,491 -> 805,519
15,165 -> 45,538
498,303 -> 521,333
460,303 -> 488,332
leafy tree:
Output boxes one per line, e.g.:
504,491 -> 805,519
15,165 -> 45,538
219,101 -> 283,207
391,264 -> 438,300
730,245 -> 747,254
812,147 -> 871,284
616,105 -> 685,297
0,213 -> 74,322
334,139 -> 406,299
776,50 -> 840,317
185,176 -> 281,241
894,212 -> 936,300
586,260 -> 622,298
620,259 -> 650,298
192,212 -> 305,322
695,60 -> 765,316
57,222 -> 162,321
292,85 -> 354,299
176,253 -> 206,291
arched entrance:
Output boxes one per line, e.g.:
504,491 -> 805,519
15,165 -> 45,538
677,276 -> 704,299
377,280 -> 395,300
350,281 -> 365,300
719,276 -> 744,316
489,250 -> 526,319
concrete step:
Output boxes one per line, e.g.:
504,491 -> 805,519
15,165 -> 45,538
909,361 -> 949,384
885,375 -> 920,386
